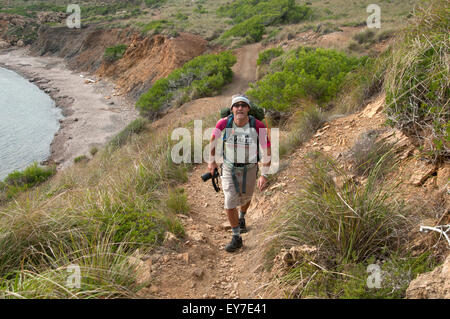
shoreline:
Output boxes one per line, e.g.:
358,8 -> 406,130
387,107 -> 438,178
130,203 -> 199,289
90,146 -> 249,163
0,47 -> 139,171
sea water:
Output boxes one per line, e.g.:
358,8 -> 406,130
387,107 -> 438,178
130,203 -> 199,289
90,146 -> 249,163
0,67 -> 62,180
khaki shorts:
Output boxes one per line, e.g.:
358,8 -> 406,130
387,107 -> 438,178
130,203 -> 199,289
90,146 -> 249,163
221,164 -> 258,209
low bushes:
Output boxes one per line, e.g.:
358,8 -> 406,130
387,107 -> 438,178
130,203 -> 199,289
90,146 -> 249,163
136,51 -> 236,118
144,0 -> 166,8
217,0 -> 311,25
0,162 -> 55,201
257,47 -> 284,66
103,44 -> 128,63
217,0 -> 312,45
247,47 -> 365,111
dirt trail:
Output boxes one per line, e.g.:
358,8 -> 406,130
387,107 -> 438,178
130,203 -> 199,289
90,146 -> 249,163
150,42 -> 261,132
140,41 -> 393,299
139,37 -> 444,298
141,92 -> 416,299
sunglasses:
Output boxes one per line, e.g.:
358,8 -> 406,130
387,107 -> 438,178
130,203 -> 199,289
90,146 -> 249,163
233,103 -> 249,108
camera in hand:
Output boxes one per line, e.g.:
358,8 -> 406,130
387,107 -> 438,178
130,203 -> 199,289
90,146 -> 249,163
201,168 -> 219,182
201,168 -> 220,192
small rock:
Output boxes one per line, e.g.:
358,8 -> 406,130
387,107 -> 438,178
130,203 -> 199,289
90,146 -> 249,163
187,230 -> 207,243
436,165 -> 450,191
149,286 -> 159,294
127,256 -> 151,285
410,161 -> 437,186
163,231 -> 180,249
0,40 -> 10,49
192,268 -> 204,279
406,254 -> 450,299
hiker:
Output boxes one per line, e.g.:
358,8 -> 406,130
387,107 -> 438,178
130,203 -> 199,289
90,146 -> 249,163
208,95 -> 271,252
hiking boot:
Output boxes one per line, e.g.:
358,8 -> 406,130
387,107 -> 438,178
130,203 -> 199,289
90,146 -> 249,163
239,218 -> 247,233
225,235 -> 243,252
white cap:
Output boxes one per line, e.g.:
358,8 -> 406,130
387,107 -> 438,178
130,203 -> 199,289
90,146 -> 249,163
231,96 -> 250,108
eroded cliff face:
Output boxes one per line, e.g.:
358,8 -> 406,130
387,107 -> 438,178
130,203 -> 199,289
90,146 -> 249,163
96,32 -> 208,98
31,25 -> 208,98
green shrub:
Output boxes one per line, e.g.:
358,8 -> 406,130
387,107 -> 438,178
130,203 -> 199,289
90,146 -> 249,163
217,0 -> 312,25
136,51 -> 236,117
220,15 -> 268,43
217,0 -> 312,45
384,0 -> 449,161
90,147 -> 98,156
353,29 -> 376,44
257,47 -> 284,66
108,118 -> 148,151
144,0 -> 166,8
139,19 -> 174,35
247,47 -> 364,110
279,252 -> 438,298
103,44 -> 128,63
74,155 -> 88,164
1,162 -> 55,201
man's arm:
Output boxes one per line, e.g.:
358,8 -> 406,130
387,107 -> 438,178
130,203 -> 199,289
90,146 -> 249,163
208,134 -> 218,175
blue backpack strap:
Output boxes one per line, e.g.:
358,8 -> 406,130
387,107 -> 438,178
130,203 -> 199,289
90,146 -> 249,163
222,115 -> 234,163
248,115 -> 260,162
223,114 -> 234,141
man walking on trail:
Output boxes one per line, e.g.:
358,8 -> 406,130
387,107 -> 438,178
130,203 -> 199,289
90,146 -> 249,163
208,95 -> 271,253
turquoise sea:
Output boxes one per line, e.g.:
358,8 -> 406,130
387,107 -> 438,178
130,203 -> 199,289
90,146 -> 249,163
0,67 -> 62,180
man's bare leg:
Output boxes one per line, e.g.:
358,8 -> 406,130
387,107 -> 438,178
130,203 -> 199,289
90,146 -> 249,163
226,199 -> 250,228
239,200 -> 251,214
226,208 -> 239,228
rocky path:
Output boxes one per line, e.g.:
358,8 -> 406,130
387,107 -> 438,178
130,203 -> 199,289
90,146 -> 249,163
137,38 -> 448,298
140,91 -> 437,299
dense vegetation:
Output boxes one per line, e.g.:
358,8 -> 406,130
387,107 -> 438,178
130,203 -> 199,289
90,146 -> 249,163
384,0 -> 449,161
0,112 -> 207,297
0,162 -> 55,202
217,0 -> 312,45
136,51 -> 236,118
247,47 -> 365,110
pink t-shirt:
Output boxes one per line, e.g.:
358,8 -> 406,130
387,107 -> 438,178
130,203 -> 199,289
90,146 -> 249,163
212,117 -> 271,148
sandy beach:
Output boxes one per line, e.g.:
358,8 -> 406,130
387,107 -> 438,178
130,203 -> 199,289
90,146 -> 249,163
0,47 -> 139,170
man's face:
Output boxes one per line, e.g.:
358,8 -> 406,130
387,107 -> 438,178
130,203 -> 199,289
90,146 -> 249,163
232,102 -> 250,120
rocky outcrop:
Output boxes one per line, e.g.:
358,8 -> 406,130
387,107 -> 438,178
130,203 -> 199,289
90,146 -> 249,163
272,245 -> 318,276
0,13 -> 37,45
37,11 -> 68,24
406,254 -> 450,299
